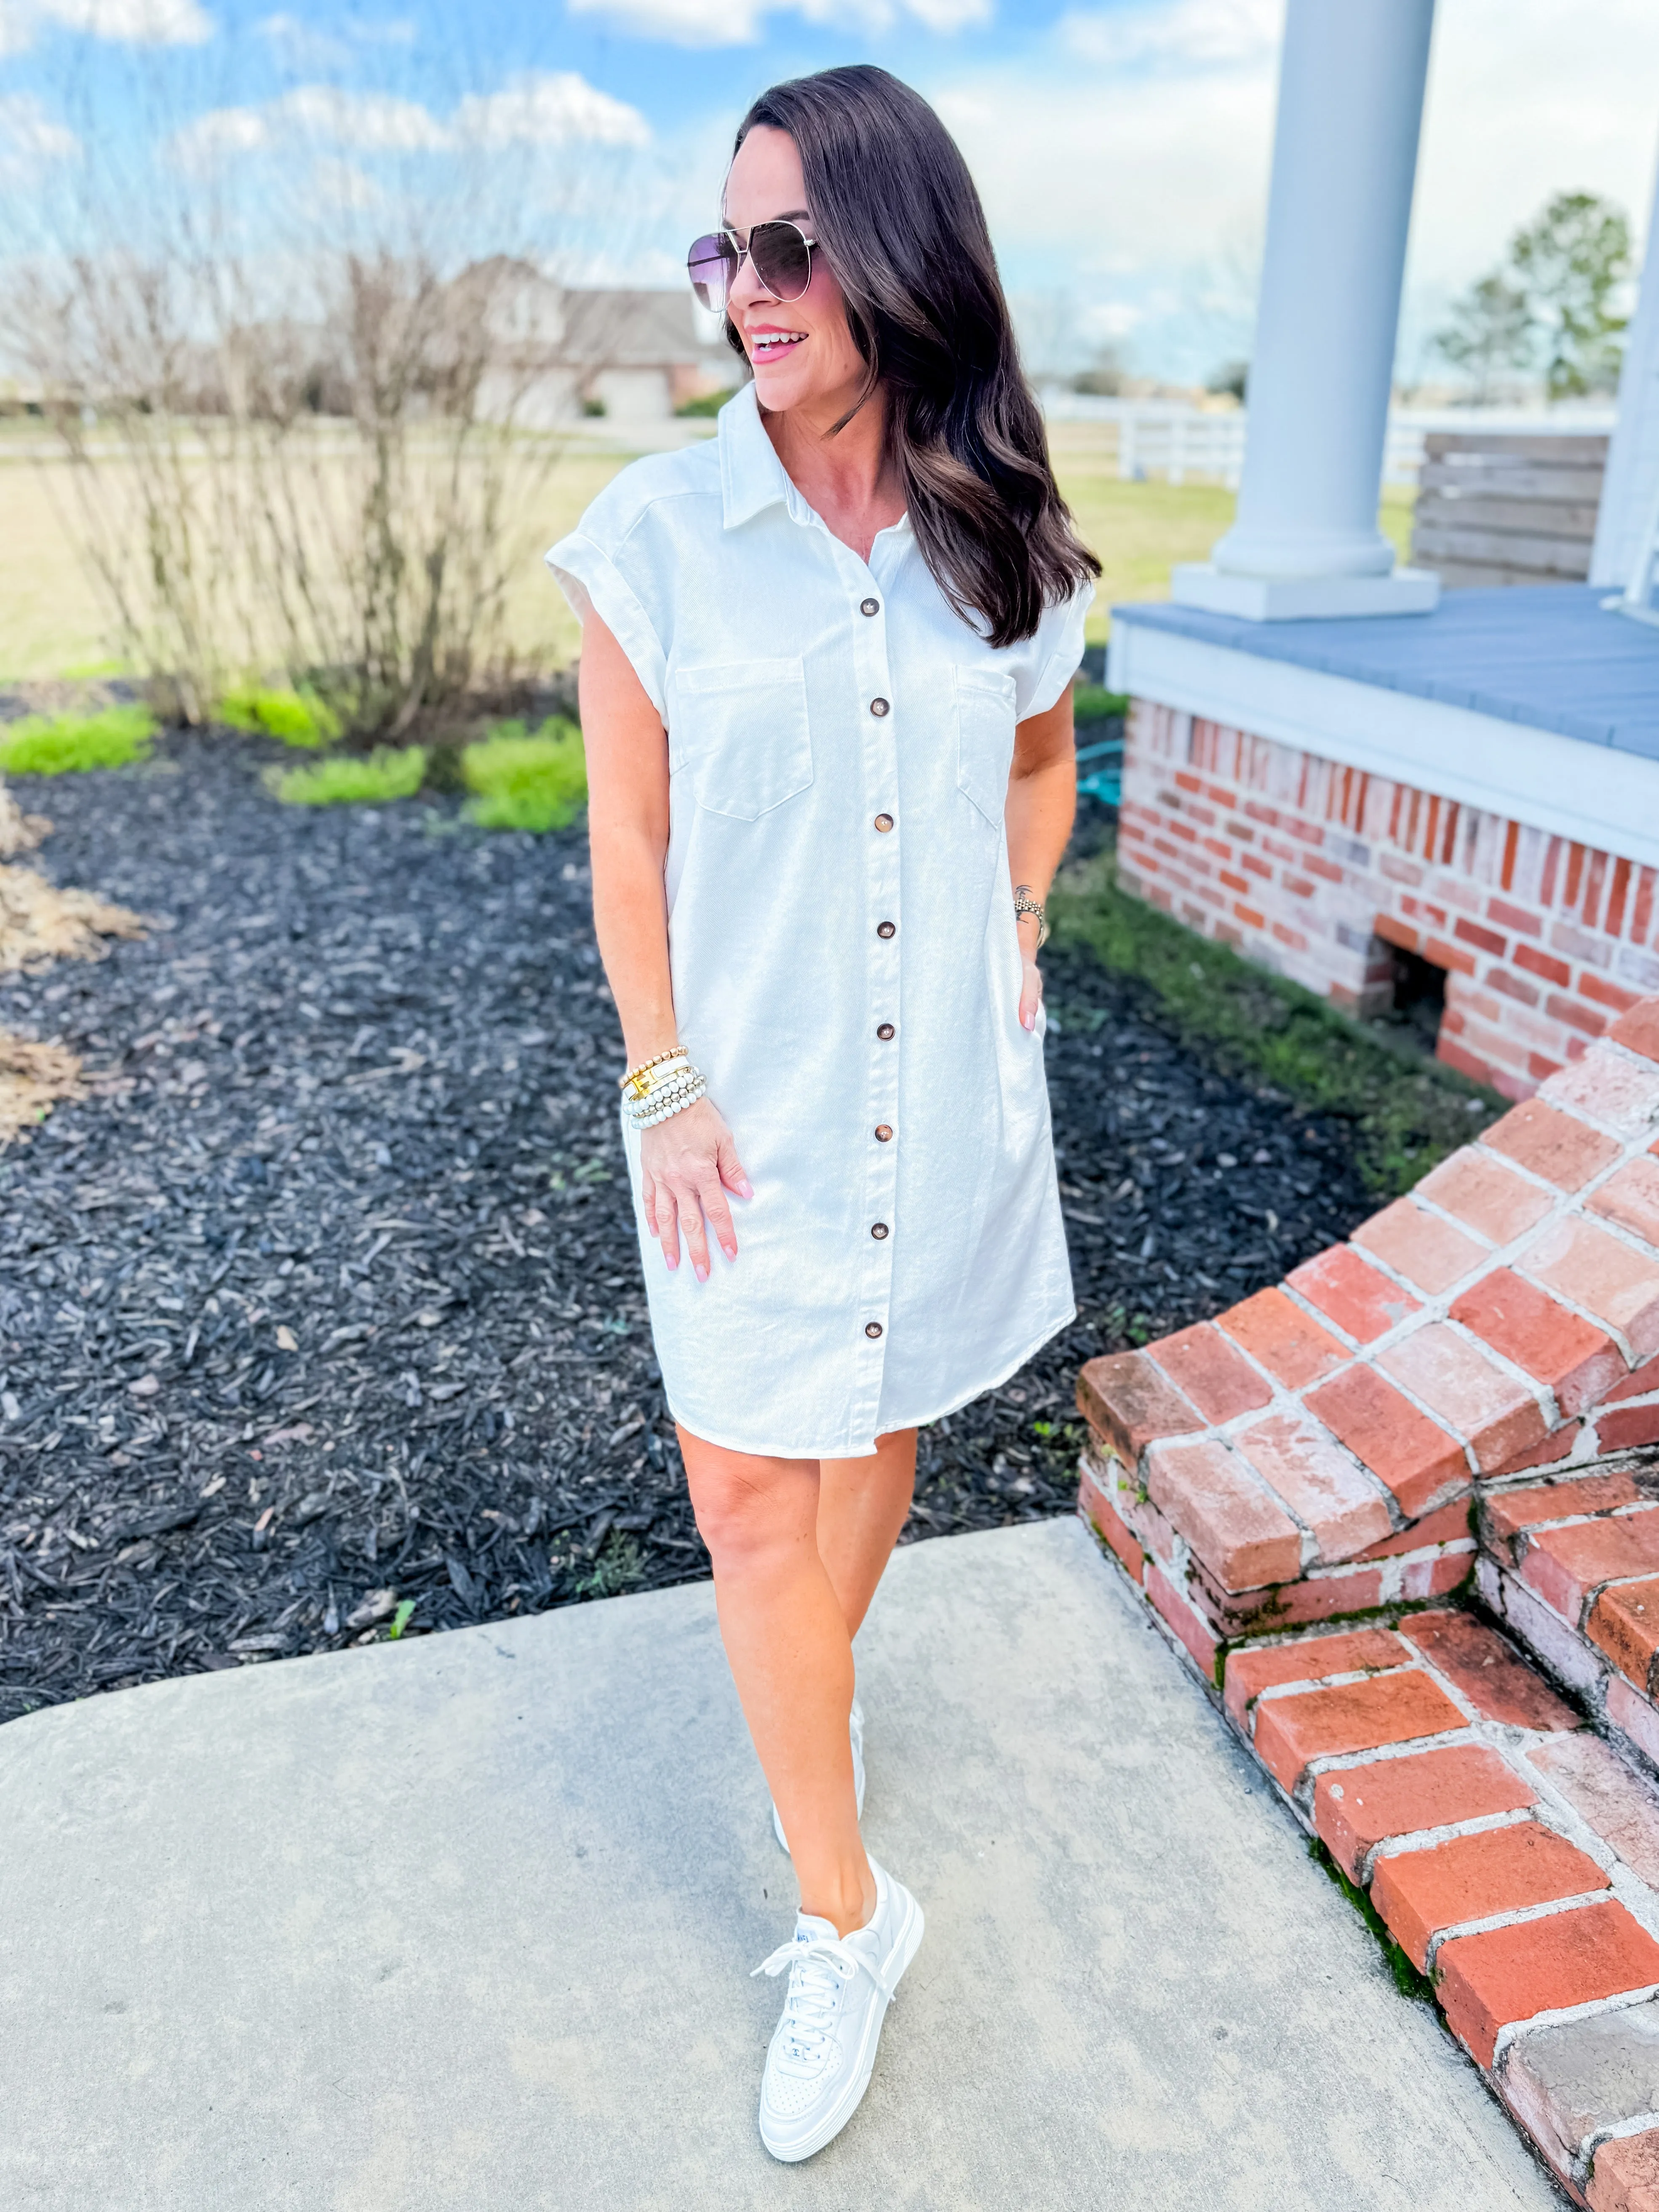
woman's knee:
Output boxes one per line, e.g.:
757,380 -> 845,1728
683,1444 -> 815,1570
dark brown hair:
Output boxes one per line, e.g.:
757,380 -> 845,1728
732,65 -> 1098,650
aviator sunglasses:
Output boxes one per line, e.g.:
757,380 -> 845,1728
687,221 -> 817,314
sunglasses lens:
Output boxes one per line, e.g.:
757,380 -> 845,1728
687,232 -> 737,312
750,222 -> 812,302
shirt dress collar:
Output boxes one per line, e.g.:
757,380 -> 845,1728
718,381 -> 915,560
719,382 -> 799,531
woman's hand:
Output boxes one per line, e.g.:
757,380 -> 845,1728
1019,953 -> 1045,1033
640,1096 -> 751,1282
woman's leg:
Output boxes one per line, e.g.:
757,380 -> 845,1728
679,1425 -> 873,1937
816,1427 -> 917,1638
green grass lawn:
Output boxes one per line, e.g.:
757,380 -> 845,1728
1050,843 -> 1503,1197
1,422 -> 1415,682
1047,422 -> 1417,647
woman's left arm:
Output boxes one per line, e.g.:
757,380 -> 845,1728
1005,689 -> 1077,1032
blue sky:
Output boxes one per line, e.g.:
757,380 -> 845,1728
5,0 -> 1659,383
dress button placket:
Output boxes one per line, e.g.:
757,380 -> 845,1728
849,553 -> 899,1427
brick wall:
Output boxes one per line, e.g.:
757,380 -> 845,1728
1073,1004 -> 1659,2198
1118,698 -> 1659,1102
1075,1001 -> 1659,1712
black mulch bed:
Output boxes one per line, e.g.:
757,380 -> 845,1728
0,742 -> 1376,1719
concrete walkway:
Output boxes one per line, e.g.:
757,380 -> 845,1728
0,1518 -> 1560,2210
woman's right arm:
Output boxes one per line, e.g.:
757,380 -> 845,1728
580,612 -> 750,1282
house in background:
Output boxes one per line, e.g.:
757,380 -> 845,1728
1108,0 -> 1659,1102
458,259 -> 735,427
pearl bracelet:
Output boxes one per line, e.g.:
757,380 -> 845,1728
635,1069 -> 704,1101
630,1075 -> 707,1130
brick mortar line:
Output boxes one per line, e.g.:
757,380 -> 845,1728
1503,1498 -> 1659,1553
1547,1038 -> 1659,1137
1482,1444 -> 1658,1499
1515,1534 -> 1659,1636
1469,1083 -> 1659,1186
1504,1265 -> 1654,1380
1246,1662 -> 1422,1716
1485,1561 -> 1659,1779
1331,1159 -> 1655,1419
1492,1978 -> 1659,2069
1508,1256 -> 1645,1374
1581,2108 -> 1659,2176
1298,1725 -> 1478,1802
1143,1333 -> 1410,1544
1435,1310 -> 1563,1433
1422,1885 -> 1619,1974
1359,1805 -> 1538,1886
1301,1536 -> 1474,1586
1373,1543 -> 1477,1606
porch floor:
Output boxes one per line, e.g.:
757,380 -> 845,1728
1119,585 -> 1659,759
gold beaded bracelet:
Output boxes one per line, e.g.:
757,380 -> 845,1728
1013,887 -> 1049,949
620,1047 -> 689,1102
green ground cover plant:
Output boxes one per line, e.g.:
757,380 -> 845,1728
461,718 -> 587,832
0,704 -> 158,775
216,684 -> 342,748
271,746 -> 427,807
1049,844 -> 1503,1196
1074,685 -> 1129,724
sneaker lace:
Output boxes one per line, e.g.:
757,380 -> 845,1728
751,1931 -> 892,2068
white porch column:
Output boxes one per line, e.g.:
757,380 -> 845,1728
1173,0 -> 1441,621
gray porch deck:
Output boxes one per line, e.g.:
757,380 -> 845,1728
0,1519 -> 1557,2210
1117,585 -> 1659,759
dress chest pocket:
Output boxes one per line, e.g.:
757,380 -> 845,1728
954,665 -> 1018,830
671,657 -> 813,822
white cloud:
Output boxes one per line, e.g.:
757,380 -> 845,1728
172,84 -> 449,169
278,85 -> 449,148
454,72 -> 651,150
1411,0 -> 1659,290
0,0 -> 210,45
933,61 -> 1275,276
924,0 -> 1659,381
1083,300 -> 1144,341
0,88 -> 80,173
170,72 -> 652,176
37,0 -> 210,40
308,153 -> 385,211
1059,0 -> 1277,73
172,101 -> 268,166
255,13 -> 414,70
564,0 -> 987,49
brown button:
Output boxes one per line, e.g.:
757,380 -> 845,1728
865,1321 -> 884,1339
876,1022 -> 895,1041
860,597 -> 880,617
870,697 -> 890,718
874,1124 -> 893,1142
874,813 -> 894,832
876,920 -> 895,939
871,1222 -> 889,1240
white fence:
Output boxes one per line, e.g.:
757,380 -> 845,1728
1040,393 -> 1619,490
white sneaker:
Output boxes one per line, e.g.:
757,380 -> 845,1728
752,1858 -> 924,2163
772,1697 -> 864,1856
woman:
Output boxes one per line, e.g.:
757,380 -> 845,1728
547,64 -> 1096,2163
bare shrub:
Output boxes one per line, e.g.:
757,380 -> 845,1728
3,50 -> 661,735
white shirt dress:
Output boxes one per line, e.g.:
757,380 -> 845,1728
547,382 -> 1091,1459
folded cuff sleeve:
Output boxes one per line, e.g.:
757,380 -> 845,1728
545,530 -> 669,721
1025,579 -> 1096,719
